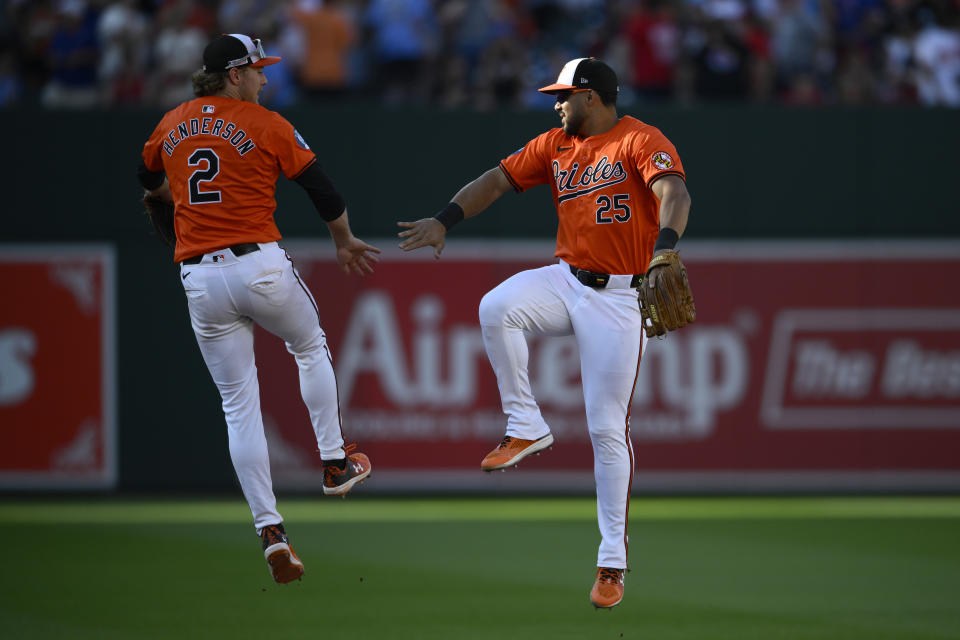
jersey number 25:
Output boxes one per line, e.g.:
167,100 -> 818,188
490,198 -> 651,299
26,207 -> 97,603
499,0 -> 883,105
596,194 -> 631,224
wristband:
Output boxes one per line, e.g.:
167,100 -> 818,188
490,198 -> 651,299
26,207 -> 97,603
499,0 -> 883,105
433,202 -> 465,230
653,227 -> 679,252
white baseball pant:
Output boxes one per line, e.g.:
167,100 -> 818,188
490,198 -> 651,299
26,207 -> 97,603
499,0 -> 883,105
479,261 -> 646,569
179,242 -> 345,532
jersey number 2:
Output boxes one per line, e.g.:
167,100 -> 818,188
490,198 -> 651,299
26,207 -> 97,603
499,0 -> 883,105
188,148 -> 221,204
596,194 -> 631,224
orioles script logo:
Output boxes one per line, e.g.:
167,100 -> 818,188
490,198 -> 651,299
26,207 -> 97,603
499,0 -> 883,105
553,156 -> 627,203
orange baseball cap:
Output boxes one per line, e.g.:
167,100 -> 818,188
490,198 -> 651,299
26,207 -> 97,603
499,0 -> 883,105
202,34 -> 282,72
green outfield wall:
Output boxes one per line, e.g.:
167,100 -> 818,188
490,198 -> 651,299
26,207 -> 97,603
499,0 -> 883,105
4,105 -> 959,243
3,106 -> 958,493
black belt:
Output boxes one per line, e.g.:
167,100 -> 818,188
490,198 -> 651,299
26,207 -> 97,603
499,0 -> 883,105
181,243 -> 261,265
569,264 -> 643,289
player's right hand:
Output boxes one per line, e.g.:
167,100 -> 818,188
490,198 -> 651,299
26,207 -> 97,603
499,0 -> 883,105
397,218 -> 446,260
336,237 -> 381,276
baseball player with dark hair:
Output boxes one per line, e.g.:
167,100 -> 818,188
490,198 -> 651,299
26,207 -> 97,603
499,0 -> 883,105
137,33 -> 379,584
398,58 -> 693,608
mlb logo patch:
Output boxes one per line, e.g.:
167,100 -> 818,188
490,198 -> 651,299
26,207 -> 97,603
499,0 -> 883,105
202,105 -> 215,113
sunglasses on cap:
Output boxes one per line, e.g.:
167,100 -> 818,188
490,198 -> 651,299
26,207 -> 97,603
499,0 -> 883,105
554,88 -> 591,103
224,38 -> 266,70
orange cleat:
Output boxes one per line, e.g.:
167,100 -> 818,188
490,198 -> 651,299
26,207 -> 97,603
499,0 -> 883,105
590,567 -> 624,609
261,524 -> 304,584
323,444 -> 372,496
480,433 -> 554,471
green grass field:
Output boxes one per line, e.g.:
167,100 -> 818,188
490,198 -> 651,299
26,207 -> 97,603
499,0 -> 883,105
3,497 -> 959,639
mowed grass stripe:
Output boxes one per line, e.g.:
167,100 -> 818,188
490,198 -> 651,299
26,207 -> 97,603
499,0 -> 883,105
3,517 -> 959,639
2,496 -> 960,524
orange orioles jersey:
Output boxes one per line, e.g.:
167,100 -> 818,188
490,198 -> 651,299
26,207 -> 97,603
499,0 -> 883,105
141,96 -> 316,263
499,115 -> 685,275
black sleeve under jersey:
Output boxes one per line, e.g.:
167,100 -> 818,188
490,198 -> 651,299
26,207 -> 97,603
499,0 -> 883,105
137,160 -> 166,191
294,160 -> 346,222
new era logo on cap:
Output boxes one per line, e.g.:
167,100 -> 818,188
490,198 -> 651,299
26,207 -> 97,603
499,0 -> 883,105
539,58 -> 619,95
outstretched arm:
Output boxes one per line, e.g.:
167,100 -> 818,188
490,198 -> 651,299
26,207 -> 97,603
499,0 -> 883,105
294,161 -> 381,275
397,166 -> 513,259
448,165 -> 515,216
326,209 -> 381,276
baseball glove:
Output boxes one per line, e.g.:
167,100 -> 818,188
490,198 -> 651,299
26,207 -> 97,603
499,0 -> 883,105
638,250 -> 696,338
143,195 -> 176,247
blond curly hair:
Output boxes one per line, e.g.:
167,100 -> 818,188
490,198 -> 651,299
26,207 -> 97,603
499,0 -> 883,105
192,69 -> 228,97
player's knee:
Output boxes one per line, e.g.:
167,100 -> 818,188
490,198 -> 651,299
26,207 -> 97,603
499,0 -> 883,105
589,431 -> 631,463
478,290 -> 508,326
586,408 -> 628,440
285,328 -> 327,359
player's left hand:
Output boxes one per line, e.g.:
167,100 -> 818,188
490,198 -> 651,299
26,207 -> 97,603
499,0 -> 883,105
645,249 -> 673,290
336,238 -> 381,276
638,249 -> 696,338
397,218 -> 446,260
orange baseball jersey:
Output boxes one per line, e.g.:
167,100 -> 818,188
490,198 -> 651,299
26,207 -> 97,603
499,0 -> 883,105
141,96 -> 316,262
499,115 -> 684,275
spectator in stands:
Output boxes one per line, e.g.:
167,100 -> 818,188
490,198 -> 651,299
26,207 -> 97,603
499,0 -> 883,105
913,6 -> 960,106
291,0 -> 355,100
834,43 -> 878,104
833,0 -> 885,46
41,0 -> 99,108
441,0 -> 523,107
690,19 -> 751,100
217,0 -> 263,35
525,0 -> 566,40
770,0 -> 828,92
12,0 -> 60,102
623,0 -> 680,102
98,0 -> 149,106
150,0 -> 209,108
363,0 -> 438,104
1,0 -> 958,110
743,9 -> 775,103
879,10 -> 917,104
441,0 -> 516,71
473,34 -> 527,108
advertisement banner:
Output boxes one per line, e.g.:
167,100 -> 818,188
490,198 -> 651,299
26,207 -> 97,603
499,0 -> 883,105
0,245 -> 116,489
257,241 -> 960,492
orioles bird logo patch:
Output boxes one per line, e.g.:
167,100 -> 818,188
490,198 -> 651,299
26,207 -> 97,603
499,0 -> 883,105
651,151 -> 674,170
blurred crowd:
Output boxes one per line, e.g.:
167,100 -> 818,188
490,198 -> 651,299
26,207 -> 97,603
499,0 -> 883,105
1,0 -> 958,110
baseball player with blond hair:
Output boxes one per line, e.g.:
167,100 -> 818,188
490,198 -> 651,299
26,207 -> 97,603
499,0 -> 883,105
398,58 -> 693,608
137,33 -> 378,584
